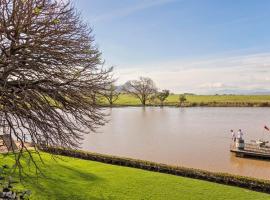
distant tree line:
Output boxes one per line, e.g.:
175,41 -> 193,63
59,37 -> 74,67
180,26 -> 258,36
101,77 -> 187,107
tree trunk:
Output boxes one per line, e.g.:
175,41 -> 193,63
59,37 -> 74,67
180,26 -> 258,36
142,98 -> 146,106
109,100 -> 113,106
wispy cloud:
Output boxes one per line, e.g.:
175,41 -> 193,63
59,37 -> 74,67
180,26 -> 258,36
114,52 -> 270,94
92,0 -> 176,22
199,82 -> 227,89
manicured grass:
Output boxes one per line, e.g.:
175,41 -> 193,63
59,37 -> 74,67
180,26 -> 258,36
2,152 -> 270,200
104,94 -> 270,106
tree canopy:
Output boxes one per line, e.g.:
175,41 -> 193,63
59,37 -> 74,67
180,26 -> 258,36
0,0 -> 112,166
123,77 -> 157,106
101,84 -> 120,106
156,90 -> 170,106
179,94 -> 187,106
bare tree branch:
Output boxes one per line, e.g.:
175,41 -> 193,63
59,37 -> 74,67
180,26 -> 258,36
101,84 -> 120,106
0,0 -> 112,173
123,77 -> 157,106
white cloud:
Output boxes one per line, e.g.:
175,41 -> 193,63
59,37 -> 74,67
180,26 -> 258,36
114,52 -> 270,94
199,82 -> 227,89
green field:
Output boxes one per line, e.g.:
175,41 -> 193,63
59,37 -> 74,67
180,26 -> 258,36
104,94 -> 270,107
2,152 -> 270,200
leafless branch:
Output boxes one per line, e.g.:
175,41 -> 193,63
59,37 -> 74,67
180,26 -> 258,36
0,0 -> 112,174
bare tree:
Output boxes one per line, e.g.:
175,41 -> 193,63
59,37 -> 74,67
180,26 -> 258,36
123,77 -> 157,106
101,84 -> 120,106
0,0 -> 112,169
156,90 -> 170,106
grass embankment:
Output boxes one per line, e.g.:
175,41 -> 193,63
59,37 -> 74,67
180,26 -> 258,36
103,94 -> 270,107
2,152 -> 270,200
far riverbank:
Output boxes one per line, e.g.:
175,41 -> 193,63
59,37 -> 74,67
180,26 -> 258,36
100,94 -> 270,107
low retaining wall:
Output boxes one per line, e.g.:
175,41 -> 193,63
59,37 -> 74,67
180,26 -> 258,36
43,147 -> 270,194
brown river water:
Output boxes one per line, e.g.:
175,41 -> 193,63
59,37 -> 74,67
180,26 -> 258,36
81,107 -> 270,180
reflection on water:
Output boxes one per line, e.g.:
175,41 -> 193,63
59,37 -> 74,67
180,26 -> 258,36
81,107 -> 270,180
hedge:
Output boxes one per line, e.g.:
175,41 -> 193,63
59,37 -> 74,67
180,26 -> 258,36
42,147 -> 270,194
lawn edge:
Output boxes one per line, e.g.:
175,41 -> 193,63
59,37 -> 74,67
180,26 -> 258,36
42,147 -> 270,194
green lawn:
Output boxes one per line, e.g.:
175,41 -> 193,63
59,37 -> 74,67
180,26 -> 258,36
103,94 -> 270,106
2,152 -> 270,200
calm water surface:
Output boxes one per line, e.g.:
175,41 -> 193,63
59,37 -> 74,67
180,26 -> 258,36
81,107 -> 270,180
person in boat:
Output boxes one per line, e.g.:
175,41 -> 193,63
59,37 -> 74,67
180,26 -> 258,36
230,130 -> 236,142
237,129 -> 243,140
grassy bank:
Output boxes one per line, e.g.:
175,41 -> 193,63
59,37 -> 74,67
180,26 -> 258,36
102,94 -> 270,107
2,152 -> 270,200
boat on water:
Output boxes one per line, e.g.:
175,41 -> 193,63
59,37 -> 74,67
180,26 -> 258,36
230,138 -> 270,159
230,125 -> 270,159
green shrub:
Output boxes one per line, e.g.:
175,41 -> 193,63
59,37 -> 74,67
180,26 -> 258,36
0,165 -> 31,200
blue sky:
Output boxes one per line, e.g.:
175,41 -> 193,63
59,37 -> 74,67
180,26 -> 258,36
73,0 -> 270,94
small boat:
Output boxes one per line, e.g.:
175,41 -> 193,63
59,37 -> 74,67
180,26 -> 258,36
230,139 -> 270,159
230,126 -> 270,159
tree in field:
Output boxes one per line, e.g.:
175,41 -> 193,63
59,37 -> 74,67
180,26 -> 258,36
148,94 -> 158,105
0,0 -> 112,167
156,90 -> 170,106
123,77 -> 157,106
179,95 -> 187,107
101,84 -> 120,106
